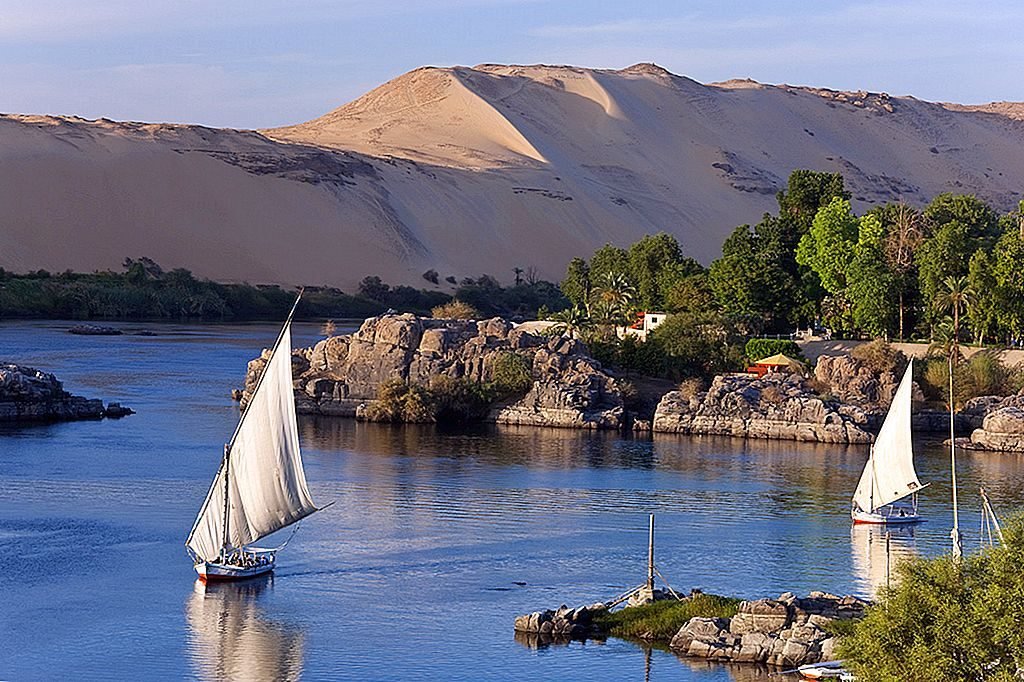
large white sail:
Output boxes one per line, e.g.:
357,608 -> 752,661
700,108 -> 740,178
187,319 -> 318,563
853,361 -> 923,511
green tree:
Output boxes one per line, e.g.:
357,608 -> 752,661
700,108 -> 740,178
874,203 -> 926,340
560,257 -> 591,307
795,197 -> 859,295
846,213 -> 896,337
626,232 -> 701,310
917,222 -> 973,328
967,250 -> 999,346
589,244 -> 629,285
992,213 -> 1024,343
840,515 -> 1024,682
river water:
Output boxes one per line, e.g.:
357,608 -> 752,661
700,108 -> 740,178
2,320 -> 1022,681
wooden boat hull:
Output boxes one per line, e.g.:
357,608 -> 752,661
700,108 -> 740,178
797,660 -> 849,678
851,507 -> 922,525
195,553 -> 276,582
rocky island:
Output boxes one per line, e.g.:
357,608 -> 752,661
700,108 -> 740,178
241,313 -> 1024,449
0,363 -> 133,422
515,590 -> 866,669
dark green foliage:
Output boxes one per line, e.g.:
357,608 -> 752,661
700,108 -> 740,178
455,275 -> 568,319
743,338 -> 803,363
592,594 -> 741,641
429,376 -> 496,422
364,379 -> 438,423
560,257 -> 590,306
839,515 -> 1024,682
422,269 -> 440,285
490,352 -> 534,397
626,232 -> 702,311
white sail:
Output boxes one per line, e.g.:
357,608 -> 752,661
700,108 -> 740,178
853,361 -> 923,511
187,318 -> 318,563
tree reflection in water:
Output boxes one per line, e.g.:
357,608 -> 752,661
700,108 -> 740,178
186,576 -> 305,682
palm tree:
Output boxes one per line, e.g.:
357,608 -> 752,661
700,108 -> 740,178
935,275 -> 975,350
591,272 -> 636,328
549,304 -> 593,340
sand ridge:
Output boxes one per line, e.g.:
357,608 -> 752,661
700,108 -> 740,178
3,63 -> 1024,288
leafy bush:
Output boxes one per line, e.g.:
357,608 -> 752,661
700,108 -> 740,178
431,300 -> 480,319
851,339 -> 906,375
744,338 -> 804,363
677,377 -> 705,400
839,514 -> 1024,681
617,379 -> 641,412
491,352 -> 533,397
593,593 -> 741,640
364,379 -> 437,422
429,376 -> 494,421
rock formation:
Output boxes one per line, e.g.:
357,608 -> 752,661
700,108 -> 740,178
513,591 -> 867,668
668,592 -> 866,667
243,314 -> 623,429
652,373 -> 873,443
960,391 -> 1024,452
0,363 -> 133,422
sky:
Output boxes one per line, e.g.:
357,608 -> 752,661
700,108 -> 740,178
2,0 -> 1023,129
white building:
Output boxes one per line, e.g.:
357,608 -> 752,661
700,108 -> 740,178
620,311 -> 669,342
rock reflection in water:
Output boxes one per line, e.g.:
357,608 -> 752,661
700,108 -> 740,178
850,523 -> 918,597
186,577 -> 305,682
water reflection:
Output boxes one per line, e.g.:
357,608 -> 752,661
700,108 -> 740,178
850,524 -> 918,597
186,577 -> 305,682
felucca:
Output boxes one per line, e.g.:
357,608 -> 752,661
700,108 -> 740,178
851,360 -> 927,524
185,292 -> 326,580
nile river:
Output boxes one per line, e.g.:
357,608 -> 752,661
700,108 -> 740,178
2,320 -> 1023,681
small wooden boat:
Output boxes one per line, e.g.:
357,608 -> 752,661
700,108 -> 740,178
797,660 -> 849,679
851,361 -> 927,525
185,292 -> 326,581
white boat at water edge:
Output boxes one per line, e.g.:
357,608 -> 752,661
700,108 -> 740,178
185,292 -> 327,581
851,360 -> 927,525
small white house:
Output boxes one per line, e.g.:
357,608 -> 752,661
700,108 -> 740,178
620,311 -> 669,342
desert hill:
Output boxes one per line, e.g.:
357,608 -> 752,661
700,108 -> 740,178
3,63 -> 1024,288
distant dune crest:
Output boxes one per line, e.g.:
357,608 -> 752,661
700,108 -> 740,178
3,63 -> 1024,288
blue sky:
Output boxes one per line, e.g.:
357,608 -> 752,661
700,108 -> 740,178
2,0 -> 1022,128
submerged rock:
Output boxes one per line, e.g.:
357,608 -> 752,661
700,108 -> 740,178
652,373 -> 873,443
0,363 -> 133,422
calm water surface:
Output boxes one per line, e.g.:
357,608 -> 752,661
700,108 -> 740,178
2,319 -> 1023,681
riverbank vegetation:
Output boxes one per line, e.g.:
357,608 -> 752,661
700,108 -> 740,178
592,594 -> 741,641
0,258 -> 568,322
839,514 -> 1024,682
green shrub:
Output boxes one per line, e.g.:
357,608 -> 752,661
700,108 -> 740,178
430,375 -> 495,421
744,338 -> 804,363
839,514 -> 1024,681
851,339 -> 906,375
364,379 -> 437,422
593,593 -> 741,640
431,300 -> 480,319
491,352 -> 533,397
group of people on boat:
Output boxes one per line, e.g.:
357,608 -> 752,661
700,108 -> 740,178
223,550 -> 271,569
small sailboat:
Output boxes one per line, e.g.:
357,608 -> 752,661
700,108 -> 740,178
185,293 -> 325,581
796,660 -> 850,679
851,360 -> 927,525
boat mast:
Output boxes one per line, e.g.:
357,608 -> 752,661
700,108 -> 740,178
222,444 -> 231,554
949,350 -> 962,558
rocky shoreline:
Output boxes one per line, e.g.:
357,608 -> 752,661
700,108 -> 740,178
240,313 -> 1024,448
0,363 -> 133,422
514,591 -> 866,668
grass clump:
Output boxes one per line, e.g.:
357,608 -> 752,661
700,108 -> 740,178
592,593 -> 741,641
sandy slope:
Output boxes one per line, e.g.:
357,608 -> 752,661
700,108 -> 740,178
3,63 -> 1024,289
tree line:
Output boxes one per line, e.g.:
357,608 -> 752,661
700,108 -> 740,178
559,169 -> 1024,347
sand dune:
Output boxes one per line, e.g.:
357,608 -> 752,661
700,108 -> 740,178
3,63 -> 1024,288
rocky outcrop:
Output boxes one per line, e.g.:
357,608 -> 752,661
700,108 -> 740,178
243,314 -> 623,429
652,373 -> 873,443
669,592 -> 866,667
960,391 -> 1024,452
513,603 -> 604,642
814,354 -> 907,408
0,363 -> 133,422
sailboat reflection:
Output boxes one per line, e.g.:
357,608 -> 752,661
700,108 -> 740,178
186,577 -> 305,681
850,523 -> 918,598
